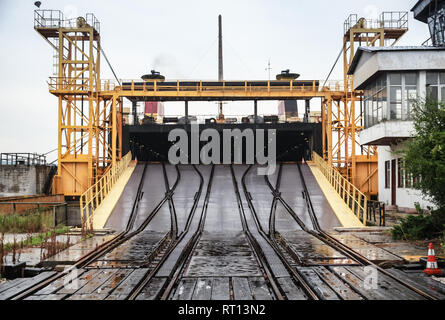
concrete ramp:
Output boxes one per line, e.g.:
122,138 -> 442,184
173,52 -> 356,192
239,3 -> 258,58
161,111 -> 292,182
306,162 -> 364,228
92,161 -> 137,230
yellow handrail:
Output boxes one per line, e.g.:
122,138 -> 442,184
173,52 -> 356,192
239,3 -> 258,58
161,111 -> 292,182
79,152 -> 132,229
312,152 -> 367,226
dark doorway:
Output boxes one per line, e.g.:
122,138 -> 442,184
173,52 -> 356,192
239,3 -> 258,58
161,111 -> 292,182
391,159 -> 397,206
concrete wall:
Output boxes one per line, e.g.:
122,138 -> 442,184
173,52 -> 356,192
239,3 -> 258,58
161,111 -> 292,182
377,145 -> 436,212
353,49 -> 445,89
0,165 -> 52,197
360,121 -> 415,145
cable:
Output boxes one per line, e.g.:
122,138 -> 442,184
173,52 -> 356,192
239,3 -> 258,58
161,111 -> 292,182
223,38 -> 259,79
322,45 -> 344,88
186,37 -> 218,79
43,148 -> 58,156
99,45 -> 121,85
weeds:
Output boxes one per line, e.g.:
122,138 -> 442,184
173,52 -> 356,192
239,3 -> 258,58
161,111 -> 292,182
0,210 -> 53,234
392,205 -> 445,241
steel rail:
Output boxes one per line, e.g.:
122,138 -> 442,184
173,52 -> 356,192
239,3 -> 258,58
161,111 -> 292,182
127,165 -> 205,300
11,161 -> 180,300
294,163 -> 438,301
262,162 -> 437,300
159,165 -> 215,300
10,162 -> 150,300
242,165 -> 319,300
229,165 -> 285,300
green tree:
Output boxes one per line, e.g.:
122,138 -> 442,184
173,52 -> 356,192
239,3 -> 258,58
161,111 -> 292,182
402,98 -> 445,208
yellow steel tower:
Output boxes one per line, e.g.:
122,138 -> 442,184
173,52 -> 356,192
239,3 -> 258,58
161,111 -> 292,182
323,12 -> 408,196
34,10 -> 121,197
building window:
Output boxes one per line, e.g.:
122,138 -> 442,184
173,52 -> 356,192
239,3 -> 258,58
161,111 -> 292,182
364,72 -> 417,129
398,158 -> 406,188
385,161 -> 391,189
389,73 -> 417,121
364,74 -> 387,128
426,72 -> 445,103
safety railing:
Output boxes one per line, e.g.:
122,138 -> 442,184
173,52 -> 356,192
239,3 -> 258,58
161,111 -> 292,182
367,200 -> 386,227
344,12 -> 408,34
34,10 -> 100,33
312,152 -> 368,226
79,152 -> 132,229
97,79 -> 346,95
48,77 -> 98,92
0,153 -> 46,166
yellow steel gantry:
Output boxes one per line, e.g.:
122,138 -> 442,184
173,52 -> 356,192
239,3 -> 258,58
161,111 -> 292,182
35,10 -> 122,197
322,12 -> 408,196
35,9 -> 408,199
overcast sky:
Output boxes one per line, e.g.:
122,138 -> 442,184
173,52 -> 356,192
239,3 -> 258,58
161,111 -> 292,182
0,0 -> 430,161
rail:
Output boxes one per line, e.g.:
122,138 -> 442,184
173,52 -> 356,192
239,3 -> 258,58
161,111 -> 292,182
344,12 -> 408,34
0,153 -> 46,166
79,152 -> 132,229
47,78 -> 346,95
34,10 -> 100,33
312,151 -> 367,226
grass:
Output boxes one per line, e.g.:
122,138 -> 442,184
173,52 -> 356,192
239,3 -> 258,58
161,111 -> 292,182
0,209 -> 72,277
2,226 -> 70,251
0,209 -> 53,234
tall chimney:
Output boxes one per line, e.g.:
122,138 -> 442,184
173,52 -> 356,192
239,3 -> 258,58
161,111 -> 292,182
218,15 -> 224,120
218,15 -> 223,81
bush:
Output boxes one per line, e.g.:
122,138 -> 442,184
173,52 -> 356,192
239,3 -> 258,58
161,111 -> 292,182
392,206 -> 445,241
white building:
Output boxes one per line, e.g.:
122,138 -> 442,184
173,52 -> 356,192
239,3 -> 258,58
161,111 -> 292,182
348,46 -> 445,212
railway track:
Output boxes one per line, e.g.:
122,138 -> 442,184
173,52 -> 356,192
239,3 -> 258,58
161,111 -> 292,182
8,162 -> 205,300
157,165 -> 316,301
2,163 -> 442,301
249,162 -> 438,300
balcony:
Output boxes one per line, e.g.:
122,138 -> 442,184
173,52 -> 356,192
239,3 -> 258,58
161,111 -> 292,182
359,120 -> 415,146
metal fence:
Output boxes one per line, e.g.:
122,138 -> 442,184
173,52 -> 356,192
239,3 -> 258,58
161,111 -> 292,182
367,200 -> 386,227
0,202 -> 67,227
0,153 -> 47,166
34,10 -> 100,33
344,12 -> 408,34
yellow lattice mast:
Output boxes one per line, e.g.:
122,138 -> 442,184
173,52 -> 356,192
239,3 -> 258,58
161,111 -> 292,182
34,10 -> 121,197
323,12 -> 408,196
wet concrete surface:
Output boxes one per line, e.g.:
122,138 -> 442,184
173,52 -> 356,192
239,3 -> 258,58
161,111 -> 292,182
88,231 -> 166,268
299,164 -> 341,230
134,164 -> 171,233
2,234 -> 83,267
170,165 -> 202,232
185,232 -> 262,277
41,235 -> 115,267
281,231 -> 357,266
104,164 -> 146,232
328,232 -> 404,265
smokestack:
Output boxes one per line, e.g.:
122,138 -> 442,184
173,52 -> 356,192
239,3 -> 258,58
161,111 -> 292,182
218,15 -> 223,81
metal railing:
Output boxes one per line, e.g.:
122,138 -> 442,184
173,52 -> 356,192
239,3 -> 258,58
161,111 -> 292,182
79,152 -> 132,229
34,10 -> 100,33
0,153 -> 47,166
52,78 -> 346,94
367,200 -> 386,227
344,12 -> 408,34
48,77 -> 98,92
0,202 -> 67,227
312,151 -> 368,226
